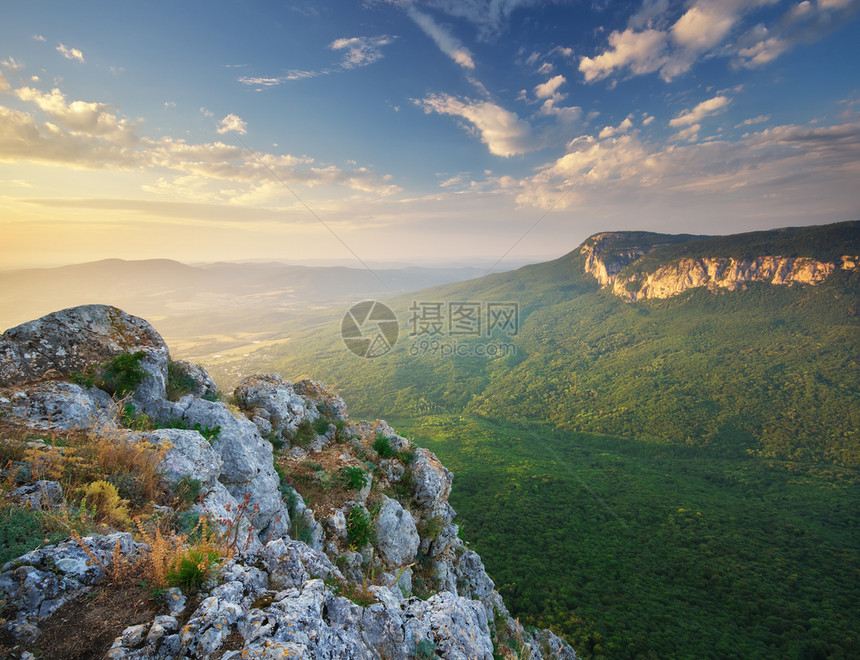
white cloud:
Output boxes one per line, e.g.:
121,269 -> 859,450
671,2 -> 739,51
512,114 -> 860,216
735,114 -> 770,128
329,35 -> 396,69
670,123 -> 701,142
200,107 -> 214,118
216,114 -> 247,135
599,117 -> 634,139
534,74 -> 566,100
2,57 -> 24,73
581,0 -> 859,82
407,8 -> 475,69
32,34 -> 46,42
642,115 -> 655,126
14,87 -> 137,144
0,72 -> 8,93
396,0 -> 541,40
0,83 -> 401,200
669,95 -> 731,127
56,43 -> 84,63
579,28 -> 668,82
415,93 -> 534,156
537,62 -> 553,74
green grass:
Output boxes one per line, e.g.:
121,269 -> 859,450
391,414 -> 860,660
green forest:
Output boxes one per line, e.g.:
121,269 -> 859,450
201,221 -> 860,658
393,415 -> 860,659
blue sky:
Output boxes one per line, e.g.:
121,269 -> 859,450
1,0 -> 859,269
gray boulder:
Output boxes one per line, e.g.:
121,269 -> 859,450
168,361 -> 218,399
234,374 -> 319,443
6,380 -> 115,431
0,305 -> 169,402
0,533 -> 143,640
374,495 -> 419,567
180,398 -> 290,543
7,481 -> 64,511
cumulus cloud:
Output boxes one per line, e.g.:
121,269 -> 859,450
14,87 -> 138,144
216,113 -> 247,135
0,85 -> 401,200
512,115 -> 860,213
32,34 -> 46,42
414,93 -> 534,156
2,57 -> 24,73
669,95 -> 731,127
534,74 -> 566,100
0,72 -> 9,93
56,43 -> 84,63
734,0 -> 860,69
579,0 -> 858,83
330,35 -> 396,69
599,117 -> 634,139
407,7 -> 475,69
670,123 -> 701,142
579,28 -> 668,82
736,114 -> 770,128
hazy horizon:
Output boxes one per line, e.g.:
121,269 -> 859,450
2,1 -> 859,272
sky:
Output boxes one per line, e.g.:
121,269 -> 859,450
1,0 -> 859,270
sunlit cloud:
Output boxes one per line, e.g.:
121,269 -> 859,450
56,43 -> 85,63
216,113 -> 247,135
2,57 -> 24,74
407,7 -> 475,69
330,35 -> 396,69
669,95 -> 732,127
579,0 -> 860,83
414,93 -> 535,156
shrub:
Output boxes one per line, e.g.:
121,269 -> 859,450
324,574 -> 377,607
81,480 -> 130,526
166,361 -> 197,401
120,403 -> 153,431
313,416 -> 332,435
0,506 -> 65,566
346,506 -> 375,549
164,546 -> 221,589
100,351 -> 147,397
172,475 -> 202,507
339,466 -> 368,491
292,420 -> 315,447
373,434 -> 396,458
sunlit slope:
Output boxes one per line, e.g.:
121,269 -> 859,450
204,220 -> 860,466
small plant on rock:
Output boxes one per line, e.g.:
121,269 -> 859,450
100,351 -> 147,397
338,466 -> 368,490
346,506 -> 375,549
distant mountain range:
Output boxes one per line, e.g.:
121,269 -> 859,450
202,220 -> 860,466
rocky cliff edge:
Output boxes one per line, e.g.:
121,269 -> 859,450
0,305 -> 577,660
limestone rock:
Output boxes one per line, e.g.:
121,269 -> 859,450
0,305 -> 169,401
168,360 -> 218,399
374,495 -> 419,567
6,380 -> 115,432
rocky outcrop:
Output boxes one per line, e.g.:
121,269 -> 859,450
0,305 -> 169,402
579,232 -> 859,301
0,305 -> 579,659
613,255 -> 852,301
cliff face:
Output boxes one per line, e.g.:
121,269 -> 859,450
580,231 -> 859,301
0,305 -> 578,660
